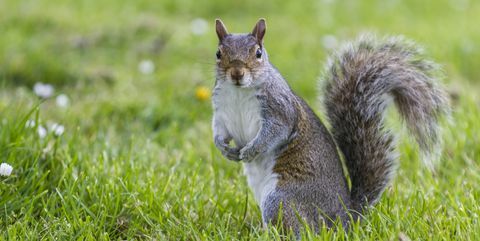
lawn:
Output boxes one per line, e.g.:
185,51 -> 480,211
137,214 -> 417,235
1,0 -> 479,240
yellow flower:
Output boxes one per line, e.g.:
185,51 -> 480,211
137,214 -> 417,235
195,86 -> 211,101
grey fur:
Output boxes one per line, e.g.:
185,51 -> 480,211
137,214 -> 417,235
212,20 -> 449,236
323,35 -> 450,210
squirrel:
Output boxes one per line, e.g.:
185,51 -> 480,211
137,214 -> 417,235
211,18 -> 449,235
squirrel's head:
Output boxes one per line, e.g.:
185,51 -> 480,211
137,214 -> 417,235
215,19 -> 268,88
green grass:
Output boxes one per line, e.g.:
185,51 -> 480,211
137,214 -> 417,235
1,0 -> 479,240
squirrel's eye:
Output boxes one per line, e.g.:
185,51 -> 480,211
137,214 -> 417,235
255,48 -> 262,59
216,50 -> 221,59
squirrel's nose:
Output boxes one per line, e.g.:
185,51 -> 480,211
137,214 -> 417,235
231,69 -> 244,81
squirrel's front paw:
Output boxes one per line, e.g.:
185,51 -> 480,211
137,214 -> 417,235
222,147 -> 241,161
217,144 -> 241,162
240,144 -> 259,162
214,136 -> 241,161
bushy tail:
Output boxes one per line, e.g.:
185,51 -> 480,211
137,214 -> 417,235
322,35 -> 449,211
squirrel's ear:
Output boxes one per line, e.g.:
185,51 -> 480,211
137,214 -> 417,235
251,18 -> 266,45
215,19 -> 228,42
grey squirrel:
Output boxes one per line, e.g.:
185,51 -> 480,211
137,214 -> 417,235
211,18 -> 449,234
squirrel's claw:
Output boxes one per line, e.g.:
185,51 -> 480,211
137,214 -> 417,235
218,144 -> 241,162
223,147 -> 241,162
214,136 -> 241,161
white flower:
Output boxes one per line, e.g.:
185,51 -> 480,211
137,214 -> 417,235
37,125 -> 47,138
56,94 -> 70,108
321,35 -> 338,50
26,120 -> 36,128
138,60 -> 155,75
33,82 -> 54,98
191,18 -> 208,36
0,163 -> 13,176
51,123 -> 65,136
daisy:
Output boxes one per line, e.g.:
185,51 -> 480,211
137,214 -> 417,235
33,82 -> 54,98
0,163 -> 13,176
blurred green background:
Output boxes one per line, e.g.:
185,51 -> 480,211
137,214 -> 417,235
1,0 -> 479,240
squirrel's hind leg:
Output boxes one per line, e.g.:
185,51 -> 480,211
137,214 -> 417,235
261,191 -> 303,237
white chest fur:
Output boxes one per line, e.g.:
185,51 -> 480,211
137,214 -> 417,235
213,84 -> 262,147
213,84 -> 279,207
